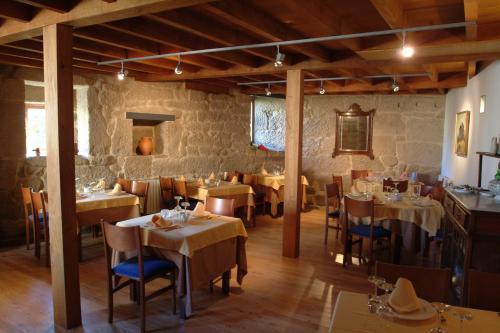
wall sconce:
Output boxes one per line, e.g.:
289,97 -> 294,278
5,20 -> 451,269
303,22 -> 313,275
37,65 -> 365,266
480,95 -> 486,113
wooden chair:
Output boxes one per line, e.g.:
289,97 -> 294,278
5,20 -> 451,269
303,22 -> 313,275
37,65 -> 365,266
351,170 -> 369,182
21,186 -> 34,251
205,197 -> 235,217
324,183 -> 341,244
101,221 -> 176,333
117,177 -> 132,193
332,175 -> 344,197
375,262 -> 451,302
131,181 -> 149,216
159,176 -> 175,209
31,191 -> 50,267
468,270 -> 500,311
243,173 -> 265,219
382,178 -> 409,193
344,196 -> 391,274
173,179 -> 188,201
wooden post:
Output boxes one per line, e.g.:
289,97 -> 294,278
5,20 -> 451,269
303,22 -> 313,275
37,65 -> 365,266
282,69 -> 304,258
43,24 -> 82,329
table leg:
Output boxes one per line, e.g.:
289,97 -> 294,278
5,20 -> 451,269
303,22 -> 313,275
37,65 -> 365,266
222,270 -> 230,294
129,281 -> 139,303
179,296 -> 187,319
393,235 -> 402,264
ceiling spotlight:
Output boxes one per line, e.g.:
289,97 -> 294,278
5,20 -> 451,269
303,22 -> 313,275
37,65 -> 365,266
274,45 -> 285,67
392,77 -> 400,93
400,31 -> 414,58
117,62 -> 128,80
319,80 -> 326,95
174,55 -> 183,75
265,83 -> 272,96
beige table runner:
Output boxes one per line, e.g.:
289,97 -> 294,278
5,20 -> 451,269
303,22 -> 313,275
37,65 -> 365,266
329,291 -> 500,333
254,174 -> 309,216
76,191 -> 139,213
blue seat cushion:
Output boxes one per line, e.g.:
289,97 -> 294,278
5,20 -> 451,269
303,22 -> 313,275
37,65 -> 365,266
113,256 -> 175,279
28,213 -> 48,223
349,224 -> 391,238
328,210 -> 340,218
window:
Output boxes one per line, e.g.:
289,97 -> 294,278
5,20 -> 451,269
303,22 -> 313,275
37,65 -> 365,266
251,96 -> 285,152
25,103 -> 46,157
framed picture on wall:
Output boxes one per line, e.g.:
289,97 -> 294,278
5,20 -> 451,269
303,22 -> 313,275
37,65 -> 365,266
455,111 -> 470,157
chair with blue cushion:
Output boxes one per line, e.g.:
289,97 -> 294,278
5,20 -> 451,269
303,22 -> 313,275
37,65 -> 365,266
324,182 -> 342,244
101,221 -> 176,333
343,196 -> 391,274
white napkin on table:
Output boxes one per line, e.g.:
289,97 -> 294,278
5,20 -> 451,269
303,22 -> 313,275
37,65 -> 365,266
388,277 -> 420,313
151,214 -> 173,227
111,183 -> 122,194
231,176 -> 238,184
260,168 -> 268,176
191,202 -> 206,217
208,172 -> 216,181
197,177 -> 204,186
350,185 -> 360,196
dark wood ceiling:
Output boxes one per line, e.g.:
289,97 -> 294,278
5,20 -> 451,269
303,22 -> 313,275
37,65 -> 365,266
0,0 -> 499,95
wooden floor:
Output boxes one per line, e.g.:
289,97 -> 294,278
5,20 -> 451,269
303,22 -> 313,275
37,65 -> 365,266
0,208 -> 373,333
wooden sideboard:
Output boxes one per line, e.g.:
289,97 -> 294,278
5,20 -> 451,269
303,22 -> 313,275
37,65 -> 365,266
441,189 -> 500,305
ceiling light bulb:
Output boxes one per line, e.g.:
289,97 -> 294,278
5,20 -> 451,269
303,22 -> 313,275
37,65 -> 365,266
274,45 -> 285,67
319,81 -> 326,95
265,84 -> 272,96
174,55 -> 183,75
401,45 -> 414,58
117,62 -> 127,80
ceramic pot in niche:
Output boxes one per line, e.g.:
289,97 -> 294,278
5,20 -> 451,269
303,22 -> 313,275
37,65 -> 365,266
137,136 -> 153,155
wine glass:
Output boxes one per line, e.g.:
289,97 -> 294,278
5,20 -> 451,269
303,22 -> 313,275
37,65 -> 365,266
453,309 -> 473,333
174,196 -> 183,212
430,303 -> 451,333
367,275 -> 386,308
181,202 -> 190,223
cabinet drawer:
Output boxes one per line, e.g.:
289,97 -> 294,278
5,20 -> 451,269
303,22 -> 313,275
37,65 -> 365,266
453,204 -> 469,229
444,195 -> 455,216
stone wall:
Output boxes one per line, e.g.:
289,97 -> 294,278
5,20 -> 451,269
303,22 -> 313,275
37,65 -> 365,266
252,94 -> 445,204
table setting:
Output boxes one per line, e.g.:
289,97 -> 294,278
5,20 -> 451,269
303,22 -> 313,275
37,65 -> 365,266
328,275 -> 499,333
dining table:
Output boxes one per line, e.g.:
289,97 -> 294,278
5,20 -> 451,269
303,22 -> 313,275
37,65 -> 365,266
253,174 -> 309,216
115,212 -> 248,318
341,192 -> 445,264
186,180 -> 255,221
328,291 -> 500,333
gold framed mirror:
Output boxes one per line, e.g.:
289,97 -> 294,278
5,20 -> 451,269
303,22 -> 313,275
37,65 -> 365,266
332,103 -> 375,159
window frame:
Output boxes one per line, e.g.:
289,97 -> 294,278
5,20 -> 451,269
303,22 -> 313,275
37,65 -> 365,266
25,102 -> 46,157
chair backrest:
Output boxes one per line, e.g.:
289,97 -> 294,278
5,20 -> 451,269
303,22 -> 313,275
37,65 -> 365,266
383,178 -> 409,192
332,175 -> 343,197
131,181 -> 149,215
234,170 -> 244,182
21,186 -> 33,219
243,174 -> 254,186
344,196 -> 374,219
325,183 -> 341,214
375,262 -> 451,303
351,170 -> 369,182
205,197 -> 235,217
174,180 -> 188,200
30,191 -> 48,224
468,269 -> 500,311
117,177 -> 132,193
101,221 -> 141,253
159,176 -> 175,207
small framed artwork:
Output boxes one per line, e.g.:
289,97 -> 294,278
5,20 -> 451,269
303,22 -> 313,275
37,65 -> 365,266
455,111 -> 470,157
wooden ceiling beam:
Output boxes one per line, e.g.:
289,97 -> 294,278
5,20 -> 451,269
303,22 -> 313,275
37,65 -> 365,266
369,0 -> 405,29
102,18 -> 256,68
0,1 -> 34,22
464,0 -> 478,78
14,0 -> 71,13
0,0 -> 213,44
147,10 -> 279,62
201,2 -> 332,62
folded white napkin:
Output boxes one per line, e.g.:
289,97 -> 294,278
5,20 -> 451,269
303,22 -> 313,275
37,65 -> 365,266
388,277 -> 420,313
261,168 -> 268,176
231,176 -> 238,184
350,185 -> 360,195
151,214 -> 173,227
191,202 -> 206,217
197,177 -> 204,186
179,175 -> 186,181
208,172 -> 216,180
111,183 -> 122,194
93,179 -> 106,191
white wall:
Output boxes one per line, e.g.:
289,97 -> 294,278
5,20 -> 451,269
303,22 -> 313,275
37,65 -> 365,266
442,61 -> 500,187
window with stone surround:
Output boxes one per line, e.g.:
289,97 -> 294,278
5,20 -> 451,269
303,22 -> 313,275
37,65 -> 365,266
251,96 -> 285,152
25,103 -> 46,157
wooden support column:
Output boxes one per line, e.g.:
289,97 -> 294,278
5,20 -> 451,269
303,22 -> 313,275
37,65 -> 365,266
282,69 -> 304,258
43,24 -> 82,329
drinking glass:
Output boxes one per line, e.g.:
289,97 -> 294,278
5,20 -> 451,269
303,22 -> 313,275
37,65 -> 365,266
430,303 -> 451,333
181,202 -> 190,223
453,309 -> 473,333
367,275 -> 385,307
174,196 -> 183,212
